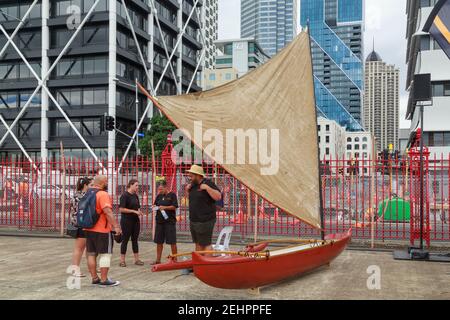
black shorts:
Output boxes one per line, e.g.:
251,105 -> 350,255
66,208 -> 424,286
190,219 -> 216,247
154,223 -> 177,245
85,231 -> 114,256
76,228 -> 86,239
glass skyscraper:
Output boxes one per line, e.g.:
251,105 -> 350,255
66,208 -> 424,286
300,0 -> 364,131
241,0 -> 296,57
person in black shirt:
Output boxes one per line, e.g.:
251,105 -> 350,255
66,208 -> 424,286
119,179 -> 144,267
185,165 -> 221,252
152,180 -> 178,265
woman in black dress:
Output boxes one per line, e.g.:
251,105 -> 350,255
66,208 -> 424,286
119,179 -> 144,267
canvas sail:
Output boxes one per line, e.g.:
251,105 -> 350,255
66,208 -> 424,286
146,32 -> 321,229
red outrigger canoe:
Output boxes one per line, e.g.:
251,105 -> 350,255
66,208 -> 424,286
152,230 -> 351,289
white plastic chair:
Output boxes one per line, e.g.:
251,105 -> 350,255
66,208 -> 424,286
212,226 -> 233,252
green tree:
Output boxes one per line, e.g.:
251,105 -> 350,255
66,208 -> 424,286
139,114 -> 176,158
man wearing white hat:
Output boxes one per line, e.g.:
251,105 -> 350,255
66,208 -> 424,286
185,165 -> 222,252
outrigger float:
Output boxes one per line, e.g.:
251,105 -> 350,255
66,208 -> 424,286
138,30 -> 352,290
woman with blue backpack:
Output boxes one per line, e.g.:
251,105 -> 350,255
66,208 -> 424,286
69,177 -> 92,277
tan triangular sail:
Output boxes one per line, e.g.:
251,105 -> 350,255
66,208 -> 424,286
146,32 -> 321,229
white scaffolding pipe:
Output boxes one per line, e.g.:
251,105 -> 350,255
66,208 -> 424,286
0,0 -> 39,57
120,0 -> 157,96
154,0 -> 200,93
0,20 -> 104,168
0,0 -> 102,165
186,6 -> 207,94
186,48 -> 205,93
0,115 -> 38,171
41,0 -> 50,161
117,0 -> 201,172
148,0 -> 181,93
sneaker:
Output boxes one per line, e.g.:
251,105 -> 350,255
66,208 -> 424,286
92,277 -> 101,285
99,279 -> 120,287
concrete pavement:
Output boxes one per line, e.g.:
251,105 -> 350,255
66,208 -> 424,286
0,236 -> 449,300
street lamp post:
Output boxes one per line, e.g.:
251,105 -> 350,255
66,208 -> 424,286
135,78 -> 139,156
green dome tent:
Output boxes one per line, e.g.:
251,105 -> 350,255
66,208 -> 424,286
378,198 -> 411,222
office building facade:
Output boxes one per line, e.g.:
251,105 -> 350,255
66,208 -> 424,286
202,38 -> 269,90
241,0 -> 297,57
406,0 -> 450,157
0,0 -> 204,161
214,38 -> 270,76
300,0 -> 364,131
202,0 -> 218,69
364,50 -> 400,152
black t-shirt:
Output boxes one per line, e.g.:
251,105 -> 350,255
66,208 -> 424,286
188,179 -> 221,223
119,192 -> 141,218
154,192 -> 178,224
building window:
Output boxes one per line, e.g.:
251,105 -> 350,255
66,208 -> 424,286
53,88 -> 107,108
431,81 -> 450,97
18,121 -> 40,138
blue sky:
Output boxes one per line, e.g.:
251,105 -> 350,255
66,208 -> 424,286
218,0 -> 409,128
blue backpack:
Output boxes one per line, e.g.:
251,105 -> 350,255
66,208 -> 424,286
76,188 -> 100,228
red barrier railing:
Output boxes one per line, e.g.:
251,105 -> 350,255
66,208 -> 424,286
0,154 -> 449,245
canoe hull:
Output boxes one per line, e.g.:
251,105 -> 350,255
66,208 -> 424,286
192,231 -> 351,289
152,243 -> 270,272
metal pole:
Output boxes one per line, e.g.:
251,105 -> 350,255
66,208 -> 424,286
420,103 -> 424,250
306,23 -> 326,239
136,78 -> 139,156
371,136 -> 376,249
0,0 -> 38,57
60,141 -> 66,237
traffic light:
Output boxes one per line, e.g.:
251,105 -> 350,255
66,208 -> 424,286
105,116 -> 115,131
100,115 -> 106,132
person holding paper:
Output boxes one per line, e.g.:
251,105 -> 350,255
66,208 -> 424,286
152,180 -> 178,265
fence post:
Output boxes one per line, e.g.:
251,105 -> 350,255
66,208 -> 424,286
60,142 -> 66,236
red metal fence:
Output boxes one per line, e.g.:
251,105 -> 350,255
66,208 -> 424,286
0,154 -> 449,246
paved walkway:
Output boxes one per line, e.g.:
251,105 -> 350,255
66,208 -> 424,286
0,236 -> 449,300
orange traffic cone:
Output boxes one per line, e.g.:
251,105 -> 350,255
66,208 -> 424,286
230,202 -> 246,224
18,200 -> 24,218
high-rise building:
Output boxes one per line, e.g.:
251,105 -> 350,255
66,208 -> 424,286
0,0 -> 205,161
203,38 -> 270,90
241,0 -> 297,57
202,0 -> 218,69
406,0 -> 450,157
364,49 -> 400,151
300,0 -> 364,131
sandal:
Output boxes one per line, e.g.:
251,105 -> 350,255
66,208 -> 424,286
135,260 -> 145,266
119,261 -> 127,267
150,261 -> 161,265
